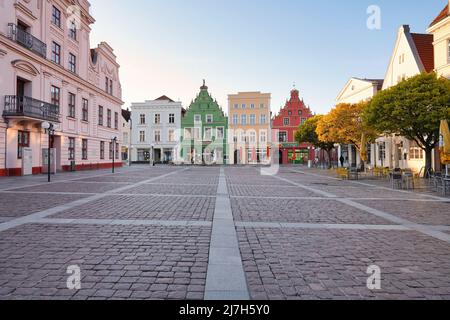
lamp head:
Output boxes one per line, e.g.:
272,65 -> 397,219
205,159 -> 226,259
41,122 -> 50,130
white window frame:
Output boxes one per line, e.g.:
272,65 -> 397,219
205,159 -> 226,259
168,129 -> 175,142
184,128 -> 192,140
139,131 -> 146,143
233,114 -> 239,125
154,129 -> 161,142
260,114 -> 266,125
241,115 -> 247,126
204,127 -> 212,141
206,114 -> 213,123
260,130 -> 267,143
216,127 -> 224,140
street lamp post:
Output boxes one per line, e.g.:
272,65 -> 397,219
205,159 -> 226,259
111,137 -> 117,173
150,144 -> 155,167
41,122 -> 55,183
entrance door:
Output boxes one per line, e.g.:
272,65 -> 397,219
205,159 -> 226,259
234,150 -> 238,165
154,149 -> 161,163
279,150 -> 283,165
53,136 -> 62,171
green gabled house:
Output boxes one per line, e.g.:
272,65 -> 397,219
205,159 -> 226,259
180,81 -> 228,164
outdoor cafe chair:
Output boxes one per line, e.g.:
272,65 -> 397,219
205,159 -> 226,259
390,169 -> 403,190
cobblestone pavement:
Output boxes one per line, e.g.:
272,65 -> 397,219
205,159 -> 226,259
0,165 -> 449,300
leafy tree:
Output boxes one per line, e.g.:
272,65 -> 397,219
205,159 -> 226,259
365,73 -> 450,176
317,102 -> 378,169
295,115 -> 335,168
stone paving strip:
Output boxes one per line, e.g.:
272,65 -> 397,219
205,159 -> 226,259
0,167 -> 146,192
262,168 -> 450,245
235,221 -> 411,231
290,169 -> 448,201
205,168 -> 250,300
37,218 -> 212,227
230,195 -> 450,202
0,168 -> 188,233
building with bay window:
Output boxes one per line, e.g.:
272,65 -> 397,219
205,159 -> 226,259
0,0 -> 123,176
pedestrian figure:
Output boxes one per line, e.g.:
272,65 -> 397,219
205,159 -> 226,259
340,155 -> 345,168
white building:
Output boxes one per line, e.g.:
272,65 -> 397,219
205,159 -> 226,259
0,0 -> 123,176
336,25 -> 434,173
379,25 -> 434,173
130,96 -> 183,164
335,78 -> 383,168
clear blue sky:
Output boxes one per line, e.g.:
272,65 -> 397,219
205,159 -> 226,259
89,0 -> 445,115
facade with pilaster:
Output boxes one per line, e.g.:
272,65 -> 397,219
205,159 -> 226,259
0,0 -> 123,176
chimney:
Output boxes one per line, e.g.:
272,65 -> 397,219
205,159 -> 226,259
401,25 -> 410,34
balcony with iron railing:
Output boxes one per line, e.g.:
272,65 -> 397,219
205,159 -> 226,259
3,96 -> 60,123
7,23 -> 47,58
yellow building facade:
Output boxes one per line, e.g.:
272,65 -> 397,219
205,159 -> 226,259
228,92 -> 271,165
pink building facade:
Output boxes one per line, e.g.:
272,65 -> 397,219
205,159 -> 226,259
0,0 -> 123,176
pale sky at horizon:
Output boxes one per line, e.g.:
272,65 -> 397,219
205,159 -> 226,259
89,0 -> 445,116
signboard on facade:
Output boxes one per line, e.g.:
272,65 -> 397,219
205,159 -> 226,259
281,143 -> 300,148
22,148 -> 33,176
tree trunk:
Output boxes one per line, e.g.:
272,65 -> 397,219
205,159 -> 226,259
327,150 -> 332,169
424,147 -> 433,178
360,160 -> 365,172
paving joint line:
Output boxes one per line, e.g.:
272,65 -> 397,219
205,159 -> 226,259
0,168 -> 189,233
204,168 -> 250,301
0,167 -> 147,192
235,221 -> 412,231
35,218 -> 212,227
265,168 -> 450,245
290,169 -> 449,201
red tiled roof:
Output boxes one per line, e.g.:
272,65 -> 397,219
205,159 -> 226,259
429,4 -> 449,28
411,33 -> 434,73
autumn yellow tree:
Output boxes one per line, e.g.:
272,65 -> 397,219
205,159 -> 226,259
316,102 -> 378,169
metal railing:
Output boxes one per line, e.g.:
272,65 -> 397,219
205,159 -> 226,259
3,96 -> 60,122
7,23 -> 47,58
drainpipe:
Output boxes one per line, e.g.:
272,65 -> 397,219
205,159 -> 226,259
4,120 -> 8,174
